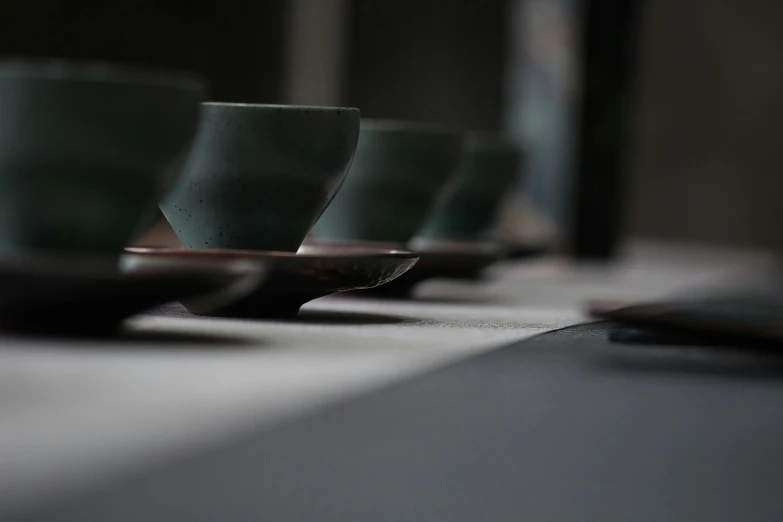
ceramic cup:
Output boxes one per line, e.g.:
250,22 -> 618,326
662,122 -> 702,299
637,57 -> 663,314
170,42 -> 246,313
161,103 -> 360,252
416,134 -> 523,242
0,60 -> 206,255
312,120 -> 463,244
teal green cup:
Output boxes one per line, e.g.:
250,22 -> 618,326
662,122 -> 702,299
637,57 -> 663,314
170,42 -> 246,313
0,60 -> 206,255
417,134 -> 523,242
161,103 -> 360,252
313,120 -> 463,244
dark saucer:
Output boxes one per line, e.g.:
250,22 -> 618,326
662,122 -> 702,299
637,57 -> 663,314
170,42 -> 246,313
0,254 -> 262,335
587,297 -> 783,346
124,245 -> 419,318
354,240 -> 503,298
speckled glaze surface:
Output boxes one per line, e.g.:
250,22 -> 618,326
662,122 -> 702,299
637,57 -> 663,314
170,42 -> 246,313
0,60 -> 206,255
0,254 -> 258,334
313,120 -> 463,244
161,103 -> 360,252
125,245 -> 419,318
418,134 -> 523,242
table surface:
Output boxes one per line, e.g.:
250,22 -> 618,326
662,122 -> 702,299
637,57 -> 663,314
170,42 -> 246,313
0,240 -> 775,513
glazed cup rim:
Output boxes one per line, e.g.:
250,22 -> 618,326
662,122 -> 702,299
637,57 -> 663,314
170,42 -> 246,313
0,58 -> 206,93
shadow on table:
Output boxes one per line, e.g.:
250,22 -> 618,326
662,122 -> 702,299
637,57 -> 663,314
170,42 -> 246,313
287,309 -> 415,326
0,324 -> 261,350
410,294 -> 504,305
149,301 -> 413,326
115,328 -> 261,349
345,289 -> 502,306
7,330 -> 260,349
591,350 -> 783,383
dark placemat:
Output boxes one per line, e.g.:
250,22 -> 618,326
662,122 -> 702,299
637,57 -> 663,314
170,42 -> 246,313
588,263 -> 783,344
8,323 -> 783,522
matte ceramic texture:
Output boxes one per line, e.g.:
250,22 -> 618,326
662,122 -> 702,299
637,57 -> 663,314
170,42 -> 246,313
358,240 -> 503,298
125,245 -> 418,318
161,103 -> 360,252
418,135 -> 523,242
0,60 -> 206,255
313,120 -> 463,244
0,254 -> 259,334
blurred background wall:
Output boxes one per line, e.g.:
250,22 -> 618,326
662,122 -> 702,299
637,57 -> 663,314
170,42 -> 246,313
629,0 -> 783,249
0,0 -> 286,102
1,0 -> 782,250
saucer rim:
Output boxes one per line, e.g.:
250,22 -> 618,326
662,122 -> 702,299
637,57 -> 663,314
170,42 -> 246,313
125,246 -> 420,261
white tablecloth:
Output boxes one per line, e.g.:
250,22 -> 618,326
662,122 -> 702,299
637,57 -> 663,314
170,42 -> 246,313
0,240 -> 774,512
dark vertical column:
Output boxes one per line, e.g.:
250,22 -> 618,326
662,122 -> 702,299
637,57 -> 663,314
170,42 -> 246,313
567,0 -> 644,259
